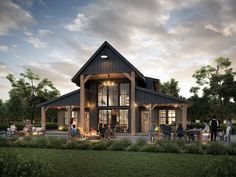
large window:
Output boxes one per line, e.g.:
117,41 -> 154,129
159,110 -> 166,125
168,110 -> 176,125
108,83 -> 118,106
117,109 -> 128,132
97,82 -> 130,107
98,84 -> 107,106
120,83 -> 130,106
98,110 -> 111,125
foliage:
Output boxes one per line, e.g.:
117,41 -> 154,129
191,57 -> 236,120
110,138 -> 131,151
135,138 -> 147,146
185,142 -> 203,154
157,140 -> 181,153
5,69 -> 60,121
140,144 -> 159,152
46,122 -> 58,130
0,152 -> 53,177
91,141 -> 109,150
127,144 -> 140,152
160,78 -> 180,97
202,156 -> 236,177
206,142 -> 227,155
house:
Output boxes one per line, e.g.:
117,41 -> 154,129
38,41 -> 190,135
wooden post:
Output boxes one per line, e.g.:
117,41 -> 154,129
182,104 -> 187,129
66,106 -> 73,138
41,106 -> 46,131
131,71 -> 136,135
80,75 -> 85,133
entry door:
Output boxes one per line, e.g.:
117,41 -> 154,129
84,112 -> 89,132
141,111 -> 150,133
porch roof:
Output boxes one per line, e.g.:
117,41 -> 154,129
136,87 -> 191,106
37,89 -> 80,107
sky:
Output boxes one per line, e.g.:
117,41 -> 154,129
0,0 -> 236,101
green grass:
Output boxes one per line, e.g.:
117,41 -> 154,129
0,147 -> 235,177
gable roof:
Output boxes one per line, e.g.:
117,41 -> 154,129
71,41 -> 145,85
36,89 -> 80,107
136,86 -> 191,105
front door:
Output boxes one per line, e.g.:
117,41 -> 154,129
141,111 -> 150,133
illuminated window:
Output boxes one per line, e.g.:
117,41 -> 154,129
120,83 -> 130,106
98,84 -> 107,106
168,110 -> 176,125
159,110 -> 166,125
108,83 -> 118,106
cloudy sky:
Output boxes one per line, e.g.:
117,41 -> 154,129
0,0 -> 236,101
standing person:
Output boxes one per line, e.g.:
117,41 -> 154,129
226,119 -> 232,142
201,121 -> 210,141
210,115 -> 218,141
149,122 -> 156,143
176,123 -> 184,139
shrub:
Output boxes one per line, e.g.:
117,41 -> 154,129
185,142 -> 203,154
159,140 -> 181,153
67,140 -> 91,150
46,122 -> 58,130
226,143 -> 236,155
140,144 -> 159,152
127,144 -> 140,152
202,156 -> 236,177
175,139 -> 185,149
91,141 -> 109,150
0,123 -> 8,131
0,152 -> 53,177
0,137 -> 10,147
110,139 -> 131,151
206,142 -> 227,155
135,138 -> 147,146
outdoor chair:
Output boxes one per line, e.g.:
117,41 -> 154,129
160,124 -> 172,140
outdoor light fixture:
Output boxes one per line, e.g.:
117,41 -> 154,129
100,55 -> 108,59
103,74 -> 114,87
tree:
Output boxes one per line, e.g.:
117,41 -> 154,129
191,57 -> 236,120
6,69 -> 60,121
160,78 -> 180,97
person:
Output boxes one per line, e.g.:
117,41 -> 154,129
149,122 -> 156,143
10,122 -> 17,135
210,115 -> 218,141
100,124 -> 105,139
104,124 -> 112,140
176,123 -> 184,139
201,121 -> 210,141
186,121 -> 194,142
71,124 -> 78,137
23,120 -> 33,135
226,119 -> 232,142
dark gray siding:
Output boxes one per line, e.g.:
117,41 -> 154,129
83,46 -> 133,75
136,87 -> 185,105
39,90 -> 80,107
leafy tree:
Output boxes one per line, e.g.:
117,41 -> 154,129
6,69 -> 60,121
160,78 -> 180,97
191,57 -> 236,120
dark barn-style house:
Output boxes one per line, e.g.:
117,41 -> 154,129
38,41 -> 190,135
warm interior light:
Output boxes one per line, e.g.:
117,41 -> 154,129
101,55 -> 108,59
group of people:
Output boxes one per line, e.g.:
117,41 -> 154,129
69,118 -> 82,138
98,124 -> 113,140
148,115 -> 233,143
8,120 -> 33,136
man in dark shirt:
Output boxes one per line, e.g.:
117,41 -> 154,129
210,115 -> 218,141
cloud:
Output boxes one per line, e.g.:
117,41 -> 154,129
24,32 -> 47,49
38,29 -> 54,37
0,45 -> 9,52
64,13 -> 87,31
0,63 -> 13,78
0,0 -> 34,36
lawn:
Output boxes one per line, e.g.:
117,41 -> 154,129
1,147 -> 234,177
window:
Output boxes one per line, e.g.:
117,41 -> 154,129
159,110 -> 166,125
98,110 -> 111,125
168,110 -> 176,125
98,84 -> 107,106
117,109 -> 128,132
108,83 -> 118,106
120,83 -> 130,106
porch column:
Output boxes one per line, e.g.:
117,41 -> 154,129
182,104 -> 187,129
80,74 -> 85,133
41,106 -> 46,131
131,71 -> 136,135
66,106 -> 73,138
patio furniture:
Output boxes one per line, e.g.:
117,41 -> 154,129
160,124 -> 172,140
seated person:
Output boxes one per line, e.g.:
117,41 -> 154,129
176,123 -> 184,139
201,121 -> 210,141
10,122 -> 17,135
23,120 -> 33,135
160,123 -> 172,140
71,124 -> 78,137
186,121 -> 195,141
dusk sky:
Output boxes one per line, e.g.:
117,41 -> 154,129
0,0 -> 236,101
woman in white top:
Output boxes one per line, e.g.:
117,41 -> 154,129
226,119 -> 232,142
